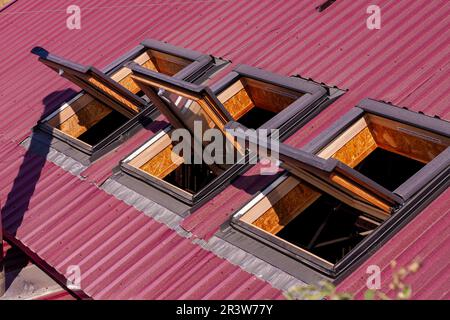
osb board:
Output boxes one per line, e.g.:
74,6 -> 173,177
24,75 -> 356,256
332,126 -> 377,168
88,77 -> 140,113
112,51 -> 159,94
318,117 -> 369,159
253,181 -> 321,234
47,93 -> 93,127
0,0 -> 11,7
128,131 -> 173,168
57,100 -> 112,138
245,83 -> 298,113
368,122 -> 448,164
139,145 -> 183,178
222,88 -> 255,120
152,58 -> 185,76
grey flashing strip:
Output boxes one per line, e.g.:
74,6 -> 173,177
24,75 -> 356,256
101,45 -> 147,74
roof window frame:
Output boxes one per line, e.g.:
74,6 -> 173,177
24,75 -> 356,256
118,64 -> 332,208
229,99 -> 450,277
32,39 -> 223,163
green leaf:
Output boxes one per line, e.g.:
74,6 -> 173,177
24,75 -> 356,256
364,290 -> 376,300
397,285 -> 412,300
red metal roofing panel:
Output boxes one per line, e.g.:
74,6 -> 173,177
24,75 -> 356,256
180,0 -> 450,239
0,0 -> 448,299
337,190 -> 450,300
37,290 -> 77,300
0,140 -> 282,299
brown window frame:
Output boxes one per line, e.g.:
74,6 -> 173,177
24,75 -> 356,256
32,39 -> 221,162
229,99 -> 450,277
119,64 -> 330,207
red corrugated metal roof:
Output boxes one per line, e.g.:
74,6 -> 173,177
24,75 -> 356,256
338,189 -> 450,300
37,290 -> 77,300
0,140 -> 282,299
0,0 -> 448,299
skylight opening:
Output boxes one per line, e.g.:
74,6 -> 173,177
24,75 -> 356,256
216,77 -> 303,129
230,99 -> 450,276
317,113 -> 448,191
32,40 -> 220,161
123,128 -> 226,201
236,175 -> 378,266
120,64 -> 330,206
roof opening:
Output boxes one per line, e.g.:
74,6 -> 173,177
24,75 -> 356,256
122,126 -> 234,205
277,193 -> 371,264
216,74 -> 304,129
120,64 -> 331,207
32,40 -> 222,162
237,175 -> 375,267
162,160 -> 218,194
316,110 -> 448,194
230,99 -> 450,277
354,148 -> 425,191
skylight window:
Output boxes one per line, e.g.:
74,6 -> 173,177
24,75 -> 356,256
32,39 -> 220,162
230,99 -> 450,277
120,64 -> 330,207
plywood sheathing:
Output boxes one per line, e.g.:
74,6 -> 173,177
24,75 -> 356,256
369,122 -> 447,164
58,100 -> 112,137
140,144 -> 183,178
223,88 -> 255,120
332,126 -> 377,168
246,85 -> 297,113
254,182 -> 321,234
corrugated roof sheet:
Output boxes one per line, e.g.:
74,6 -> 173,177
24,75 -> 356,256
0,140 -> 282,299
337,190 -> 450,299
1,240 -> 75,300
0,0 -> 449,299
